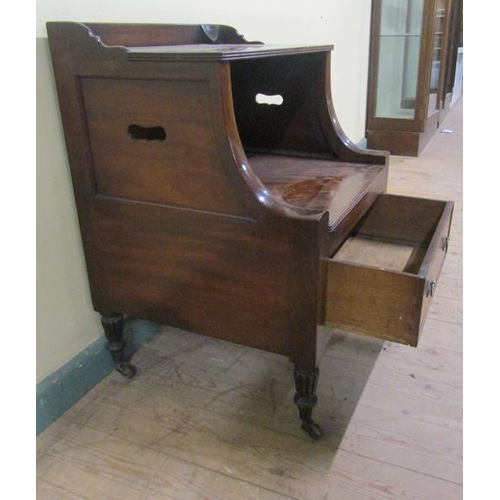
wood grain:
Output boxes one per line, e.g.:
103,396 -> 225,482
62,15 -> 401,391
37,97 -> 463,500
37,97 -> 462,499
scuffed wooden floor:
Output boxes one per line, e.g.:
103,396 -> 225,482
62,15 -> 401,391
37,99 -> 463,500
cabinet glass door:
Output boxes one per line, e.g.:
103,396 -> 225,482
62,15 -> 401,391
375,0 -> 424,120
427,0 -> 447,116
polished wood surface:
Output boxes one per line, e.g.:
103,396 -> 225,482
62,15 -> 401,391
250,155 -> 386,226
126,43 -> 333,61
46,21 -> 452,438
46,21 -> 386,364
37,97 -> 463,498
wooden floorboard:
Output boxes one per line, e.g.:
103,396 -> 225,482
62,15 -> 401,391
37,98 -> 463,499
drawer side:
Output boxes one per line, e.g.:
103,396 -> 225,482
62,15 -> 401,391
325,262 -> 423,345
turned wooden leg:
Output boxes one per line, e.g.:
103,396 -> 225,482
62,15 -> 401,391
293,366 -> 323,440
100,313 -> 136,379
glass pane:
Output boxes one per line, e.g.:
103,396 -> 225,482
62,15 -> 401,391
375,0 -> 424,119
428,1 -> 446,116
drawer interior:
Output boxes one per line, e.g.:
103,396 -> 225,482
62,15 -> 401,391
333,237 -> 426,274
331,194 -> 447,270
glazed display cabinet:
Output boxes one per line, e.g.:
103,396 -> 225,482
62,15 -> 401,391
366,0 -> 456,156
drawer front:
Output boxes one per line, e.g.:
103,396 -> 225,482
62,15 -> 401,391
324,195 -> 453,347
417,201 -> 454,333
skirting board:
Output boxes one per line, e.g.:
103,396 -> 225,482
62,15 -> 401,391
36,318 -> 162,435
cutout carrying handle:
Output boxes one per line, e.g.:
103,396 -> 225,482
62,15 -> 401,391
128,124 -> 166,141
255,93 -> 284,106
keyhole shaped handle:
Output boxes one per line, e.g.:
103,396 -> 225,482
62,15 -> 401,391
128,124 -> 166,141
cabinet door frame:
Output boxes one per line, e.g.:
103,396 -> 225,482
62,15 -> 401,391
366,0 -> 452,135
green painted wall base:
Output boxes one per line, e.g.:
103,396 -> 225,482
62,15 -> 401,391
36,318 -> 162,435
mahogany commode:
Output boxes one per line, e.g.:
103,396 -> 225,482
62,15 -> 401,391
46,22 -> 453,439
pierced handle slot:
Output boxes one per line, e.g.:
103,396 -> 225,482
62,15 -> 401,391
128,124 -> 166,141
255,93 -> 284,106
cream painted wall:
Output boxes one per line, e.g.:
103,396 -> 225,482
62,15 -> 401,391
37,38 -> 102,382
36,0 -> 373,382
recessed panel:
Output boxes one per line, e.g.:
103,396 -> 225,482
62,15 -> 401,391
80,77 -> 241,214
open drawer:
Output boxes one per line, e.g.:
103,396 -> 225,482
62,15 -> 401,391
325,194 -> 454,346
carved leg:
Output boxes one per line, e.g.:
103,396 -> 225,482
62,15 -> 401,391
293,366 -> 323,440
101,313 -> 136,379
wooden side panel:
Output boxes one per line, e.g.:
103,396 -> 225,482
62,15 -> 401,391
81,77 -> 244,215
46,22 -> 328,363
90,198 -> 300,355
